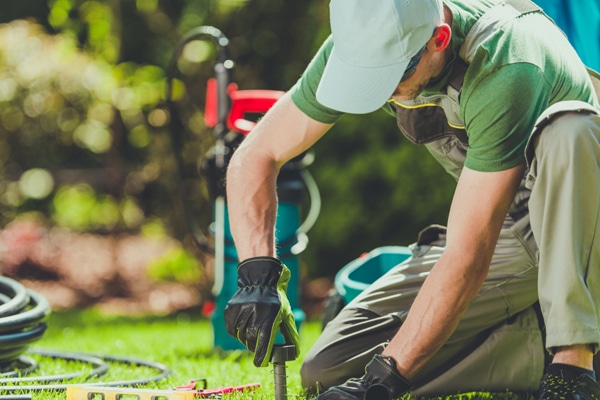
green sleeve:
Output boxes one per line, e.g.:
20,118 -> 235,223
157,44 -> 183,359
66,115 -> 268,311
289,35 -> 344,124
462,63 -> 552,172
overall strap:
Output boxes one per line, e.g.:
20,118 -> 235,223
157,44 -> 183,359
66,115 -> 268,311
506,0 -> 541,13
393,0 -> 545,147
460,0 -> 542,62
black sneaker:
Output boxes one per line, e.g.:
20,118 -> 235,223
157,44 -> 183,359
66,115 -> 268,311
539,371 -> 600,400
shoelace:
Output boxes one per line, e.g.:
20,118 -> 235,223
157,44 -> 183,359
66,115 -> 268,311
541,374 -> 573,400
540,374 -> 600,400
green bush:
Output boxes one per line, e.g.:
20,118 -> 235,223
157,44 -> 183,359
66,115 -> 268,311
147,246 -> 202,283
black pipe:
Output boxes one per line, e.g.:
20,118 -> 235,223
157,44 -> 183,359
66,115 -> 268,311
0,350 -> 172,392
0,278 -> 50,366
164,26 -> 234,253
0,278 -> 172,392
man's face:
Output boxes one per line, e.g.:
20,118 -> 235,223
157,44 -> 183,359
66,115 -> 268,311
389,21 -> 452,102
390,47 -> 435,101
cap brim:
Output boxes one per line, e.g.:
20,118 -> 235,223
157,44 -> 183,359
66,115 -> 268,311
316,46 -> 409,114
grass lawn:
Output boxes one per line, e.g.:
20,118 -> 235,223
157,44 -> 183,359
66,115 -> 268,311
4,309 -> 534,399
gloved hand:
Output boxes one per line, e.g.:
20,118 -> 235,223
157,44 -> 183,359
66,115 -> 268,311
315,354 -> 412,399
224,256 -> 300,367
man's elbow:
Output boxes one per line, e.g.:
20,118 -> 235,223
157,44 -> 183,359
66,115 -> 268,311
226,143 -> 279,184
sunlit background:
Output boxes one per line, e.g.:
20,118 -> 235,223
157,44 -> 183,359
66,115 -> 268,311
0,0 -> 596,318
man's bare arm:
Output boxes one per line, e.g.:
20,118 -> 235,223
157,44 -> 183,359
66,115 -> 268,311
226,92 -> 333,260
383,163 -> 526,378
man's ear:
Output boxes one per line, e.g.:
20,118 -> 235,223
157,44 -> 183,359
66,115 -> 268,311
432,24 -> 452,52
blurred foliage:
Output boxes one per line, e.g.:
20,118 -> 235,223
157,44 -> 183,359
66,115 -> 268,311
310,113 -> 455,272
147,246 -> 202,283
0,0 -> 455,279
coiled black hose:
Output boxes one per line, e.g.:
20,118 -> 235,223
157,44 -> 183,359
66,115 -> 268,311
0,277 -> 173,393
0,350 -> 172,391
0,277 -> 50,366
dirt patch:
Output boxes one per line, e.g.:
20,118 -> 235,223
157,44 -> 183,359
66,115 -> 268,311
0,219 -> 331,318
0,219 -> 205,314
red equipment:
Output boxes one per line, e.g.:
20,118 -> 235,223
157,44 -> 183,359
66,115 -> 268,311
204,78 -> 284,135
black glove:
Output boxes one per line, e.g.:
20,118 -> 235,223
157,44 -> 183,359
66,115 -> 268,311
315,354 -> 412,400
224,256 -> 300,367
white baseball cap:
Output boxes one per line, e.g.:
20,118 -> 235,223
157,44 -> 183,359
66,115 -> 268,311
316,0 -> 444,114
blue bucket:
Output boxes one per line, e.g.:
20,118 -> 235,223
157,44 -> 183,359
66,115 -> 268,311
334,246 -> 412,304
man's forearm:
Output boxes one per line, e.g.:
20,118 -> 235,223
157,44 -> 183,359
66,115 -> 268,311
226,147 -> 280,260
382,251 -> 489,378
382,164 -> 525,380
224,93 -> 332,261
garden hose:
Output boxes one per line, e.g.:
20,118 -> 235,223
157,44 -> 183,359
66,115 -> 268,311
164,25 -> 232,255
0,277 -> 50,366
0,351 -> 109,384
0,277 -> 172,392
0,351 -> 172,392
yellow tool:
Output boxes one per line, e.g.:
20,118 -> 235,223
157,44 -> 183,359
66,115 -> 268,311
66,380 -> 261,400
66,386 -> 196,400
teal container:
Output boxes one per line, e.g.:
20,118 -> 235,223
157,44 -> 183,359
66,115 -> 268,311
211,201 -> 306,350
334,246 -> 413,304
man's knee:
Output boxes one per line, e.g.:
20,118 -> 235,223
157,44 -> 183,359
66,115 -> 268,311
300,355 -> 322,394
300,338 -> 367,393
300,352 -> 336,394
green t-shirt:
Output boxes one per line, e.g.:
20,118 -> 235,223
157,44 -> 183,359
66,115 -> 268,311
290,0 -> 599,172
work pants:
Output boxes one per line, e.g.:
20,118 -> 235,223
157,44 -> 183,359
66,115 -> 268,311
301,107 -> 600,396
